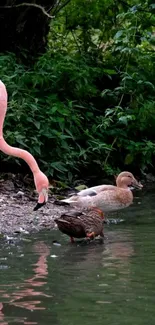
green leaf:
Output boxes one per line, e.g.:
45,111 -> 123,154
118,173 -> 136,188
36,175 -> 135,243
75,184 -> 88,191
114,30 -> 123,39
33,146 -> 41,155
105,108 -> 115,117
103,69 -> 116,75
51,106 -> 58,113
34,121 -> 41,129
50,162 -> 68,173
124,154 -> 134,165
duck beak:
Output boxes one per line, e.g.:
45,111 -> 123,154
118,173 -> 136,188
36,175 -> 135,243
33,188 -> 48,211
132,179 -> 143,190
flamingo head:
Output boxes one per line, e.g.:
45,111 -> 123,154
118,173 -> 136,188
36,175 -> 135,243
33,171 -> 49,211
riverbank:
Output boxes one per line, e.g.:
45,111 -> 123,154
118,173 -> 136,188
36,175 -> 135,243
0,172 -> 153,236
0,173 -> 71,236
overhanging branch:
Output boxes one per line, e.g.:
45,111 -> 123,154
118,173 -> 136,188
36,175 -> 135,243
0,2 -> 55,19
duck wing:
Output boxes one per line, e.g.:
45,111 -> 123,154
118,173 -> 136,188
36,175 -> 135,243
79,188 -> 132,211
78,185 -> 115,197
60,185 -> 116,204
55,213 -> 86,238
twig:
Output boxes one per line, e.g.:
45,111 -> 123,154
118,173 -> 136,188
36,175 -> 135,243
52,0 -> 62,14
104,137 -> 117,166
53,0 -> 71,15
0,2 -> 55,19
71,30 -> 82,54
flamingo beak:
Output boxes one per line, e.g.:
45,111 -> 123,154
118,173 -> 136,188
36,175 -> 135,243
33,188 -> 48,211
33,201 -> 46,211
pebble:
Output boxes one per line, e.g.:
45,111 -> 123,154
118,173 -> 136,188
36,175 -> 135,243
13,191 -> 25,198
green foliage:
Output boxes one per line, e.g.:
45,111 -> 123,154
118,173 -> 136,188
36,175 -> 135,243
0,53 -> 112,180
0,0 -> 155,182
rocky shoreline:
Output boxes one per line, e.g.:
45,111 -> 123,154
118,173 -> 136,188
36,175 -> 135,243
0,171 -> 153,237
0,174 -> 71,236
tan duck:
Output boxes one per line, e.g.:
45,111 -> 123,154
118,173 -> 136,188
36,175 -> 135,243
60,171 -> 143,212
54,207 -> 104,243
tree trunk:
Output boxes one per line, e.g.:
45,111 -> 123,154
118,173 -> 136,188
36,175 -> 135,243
0,0 -> 56,61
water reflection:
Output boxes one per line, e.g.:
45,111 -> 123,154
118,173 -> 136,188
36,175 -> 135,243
103,230 -> 134,266
0,241 -> 51,324
10,241 -> 51,310
0,228 -> 135,325
0,302 -> 7,325
1,188 -> 154,325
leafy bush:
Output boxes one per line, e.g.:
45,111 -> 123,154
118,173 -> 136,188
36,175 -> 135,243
0,53 -> 111,181
0,0 -> 155,183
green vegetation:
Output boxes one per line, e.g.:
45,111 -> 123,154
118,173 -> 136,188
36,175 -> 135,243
0,0 -> 155,182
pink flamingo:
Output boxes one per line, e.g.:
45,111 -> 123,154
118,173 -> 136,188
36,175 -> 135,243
0,80 -> 49,211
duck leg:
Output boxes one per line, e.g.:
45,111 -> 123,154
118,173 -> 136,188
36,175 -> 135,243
100,231 -> 104,238
99,231 -> 104,243
70,237 -> 75,243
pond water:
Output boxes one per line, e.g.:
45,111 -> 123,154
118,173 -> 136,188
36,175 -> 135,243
0,186 -> 155,325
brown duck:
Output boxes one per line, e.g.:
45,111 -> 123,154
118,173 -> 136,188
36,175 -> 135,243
60,171 -> 143,212
54,207 -> 104,243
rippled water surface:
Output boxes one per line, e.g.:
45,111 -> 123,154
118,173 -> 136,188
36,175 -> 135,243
1,186 -> 155,325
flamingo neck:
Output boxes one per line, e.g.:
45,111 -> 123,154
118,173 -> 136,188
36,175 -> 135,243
0,137 -> 40,174
0,81 -> 40,175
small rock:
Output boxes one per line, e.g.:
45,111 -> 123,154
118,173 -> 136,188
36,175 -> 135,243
13,191 -> 25,198
5,235 -> 14,241
14,227 -> 29,234
52,240 -> 61,246
144,173 -> 155,182
22,238 -> 32,243
2,180 -> 15,191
